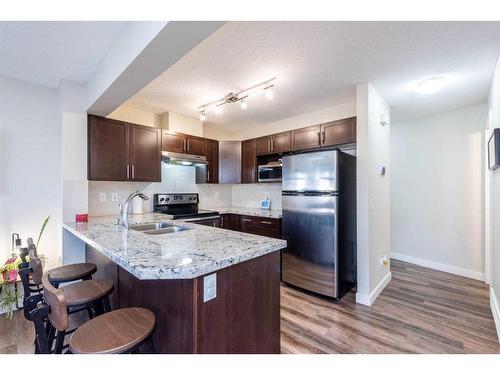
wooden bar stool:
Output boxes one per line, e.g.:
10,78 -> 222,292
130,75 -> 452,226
40,273 -> 155,354
28,253 -> 114,354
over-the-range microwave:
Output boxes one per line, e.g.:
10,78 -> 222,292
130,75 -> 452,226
257,161 -> 282,182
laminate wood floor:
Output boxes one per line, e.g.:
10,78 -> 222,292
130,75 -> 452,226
2,260 -> 499,354
281,260 -> 500,354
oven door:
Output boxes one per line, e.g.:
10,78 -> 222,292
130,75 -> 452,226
258,165 -> 282,182
180,215 -> 221,228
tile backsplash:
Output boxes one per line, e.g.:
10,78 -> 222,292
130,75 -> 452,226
88,164 -> 281,217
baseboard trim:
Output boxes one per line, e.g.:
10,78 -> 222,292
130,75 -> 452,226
390,252 -> 484,281
491,287 -> 500,344
356,271 -> 392,306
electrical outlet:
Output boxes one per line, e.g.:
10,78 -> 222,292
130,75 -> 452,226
112,193 -> 118,202
380,255 -> 389,268
203,273 -> 217,302
99,193 -> 106,202
369,198 -> 375,211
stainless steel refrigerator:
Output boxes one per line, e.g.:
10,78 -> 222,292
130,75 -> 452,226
281,149 -> 356,299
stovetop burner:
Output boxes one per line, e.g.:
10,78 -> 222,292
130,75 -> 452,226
153,193 -> 219,220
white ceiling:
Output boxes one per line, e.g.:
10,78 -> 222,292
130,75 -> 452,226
125,21 -> 500,128
0,21 -> 127,88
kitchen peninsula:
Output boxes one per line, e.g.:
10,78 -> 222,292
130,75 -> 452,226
62,213 -> 286,354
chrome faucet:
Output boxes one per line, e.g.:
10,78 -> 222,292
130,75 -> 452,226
118,191 -> 150,229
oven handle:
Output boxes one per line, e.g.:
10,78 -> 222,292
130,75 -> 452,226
179,215 -> 221,222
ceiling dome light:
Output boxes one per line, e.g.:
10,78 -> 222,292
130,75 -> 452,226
265,88 -> 274,100
240,100 -> 248,110
199,112 -> 206,121
412,76 -> 448,95
214,106 -> 223,114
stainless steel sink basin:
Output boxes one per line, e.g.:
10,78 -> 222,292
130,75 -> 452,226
129,222 -> 189,235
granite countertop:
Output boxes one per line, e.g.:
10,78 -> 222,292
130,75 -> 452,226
63,213 -> 286,280
209,206 -> 282,219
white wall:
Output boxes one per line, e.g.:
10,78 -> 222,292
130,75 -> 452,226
355,83 -> 391,306
391,104 -> 487,280
487,55 -> 500,342
0,75 -> 61,267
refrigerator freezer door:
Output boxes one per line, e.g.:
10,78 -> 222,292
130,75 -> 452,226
281,194 -> 338,297
282,150 -> 338,192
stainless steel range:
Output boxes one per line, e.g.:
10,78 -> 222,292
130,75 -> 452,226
153,193 -> 220,227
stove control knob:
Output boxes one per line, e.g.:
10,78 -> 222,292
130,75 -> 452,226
166,197 -> 170,201
159,198 -> 164,202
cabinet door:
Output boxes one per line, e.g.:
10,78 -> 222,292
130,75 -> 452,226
241,139 -> 257,183
186,135 -> 206,156
321,117 -> 356,147
219,141 -> 242,184
239,216 -> 281,239
271,131 -> 291,153
162,131 -> 186,153
255,136 -> 272,155
129,124 -> 161,182
291,125 -> 321,151
88,115 -> 129,181
205,139 -> 219,183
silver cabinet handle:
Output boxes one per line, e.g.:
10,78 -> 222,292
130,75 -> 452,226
126,165 -> 130,179
207,170 -> 210,182
187,139 -> 190,152
261,220 -> 273,225
242,218 -> 252,222
183,138 -> 186,151
132,165 -> 135,179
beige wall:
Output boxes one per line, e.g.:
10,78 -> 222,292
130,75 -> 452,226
108,105 -> 159,127
161,111 -> 204,136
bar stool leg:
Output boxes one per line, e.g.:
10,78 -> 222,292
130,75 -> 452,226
103,296 -> 111,313
86,306 -> 94,320
54,331 -> 66,354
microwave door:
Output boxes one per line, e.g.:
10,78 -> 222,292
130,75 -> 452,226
258,165 -> 282,182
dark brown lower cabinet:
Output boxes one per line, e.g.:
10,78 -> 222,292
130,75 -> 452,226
220,213 -> 281,239
85,244 -> 280,354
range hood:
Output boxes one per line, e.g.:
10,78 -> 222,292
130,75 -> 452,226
161,151 -> 208,166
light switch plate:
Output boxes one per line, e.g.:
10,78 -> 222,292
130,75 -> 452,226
203,273 -> 217,302
99,193 -> 106,202
111,193 -> 118,202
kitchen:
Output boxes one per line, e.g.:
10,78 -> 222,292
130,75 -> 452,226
2,19 -> 500,360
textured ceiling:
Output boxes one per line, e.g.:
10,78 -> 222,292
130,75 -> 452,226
125,21 -> 500,128
0,21 -> 127,88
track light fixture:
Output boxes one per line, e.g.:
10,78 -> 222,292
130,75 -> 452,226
197,77 -> 276,118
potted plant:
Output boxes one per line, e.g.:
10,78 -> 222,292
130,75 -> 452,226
0,283 -> 18,320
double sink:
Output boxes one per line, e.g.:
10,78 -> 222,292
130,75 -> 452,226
129,222 -> 189,235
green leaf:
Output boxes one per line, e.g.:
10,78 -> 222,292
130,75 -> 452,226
36,216 -> 50,249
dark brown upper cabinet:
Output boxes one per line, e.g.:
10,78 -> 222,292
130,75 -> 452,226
88,116 -> 129,181
320,117 -> 356,147
255,131 -> 290,156
185,135 -> 206,156
255,136 -> 272,155
88,115 -> 161,182
241,139 -> 257,183
271,131 -> 291,153
162,131 -> 186,153
128,124 -> 161,182
205,138 -> 219,183
162,131 -> 206,156
290,125 -> 321,151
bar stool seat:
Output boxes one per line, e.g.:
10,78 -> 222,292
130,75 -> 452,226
46,263 -> 97,285
69,308 -> 155,354
61,279 -> 114,307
